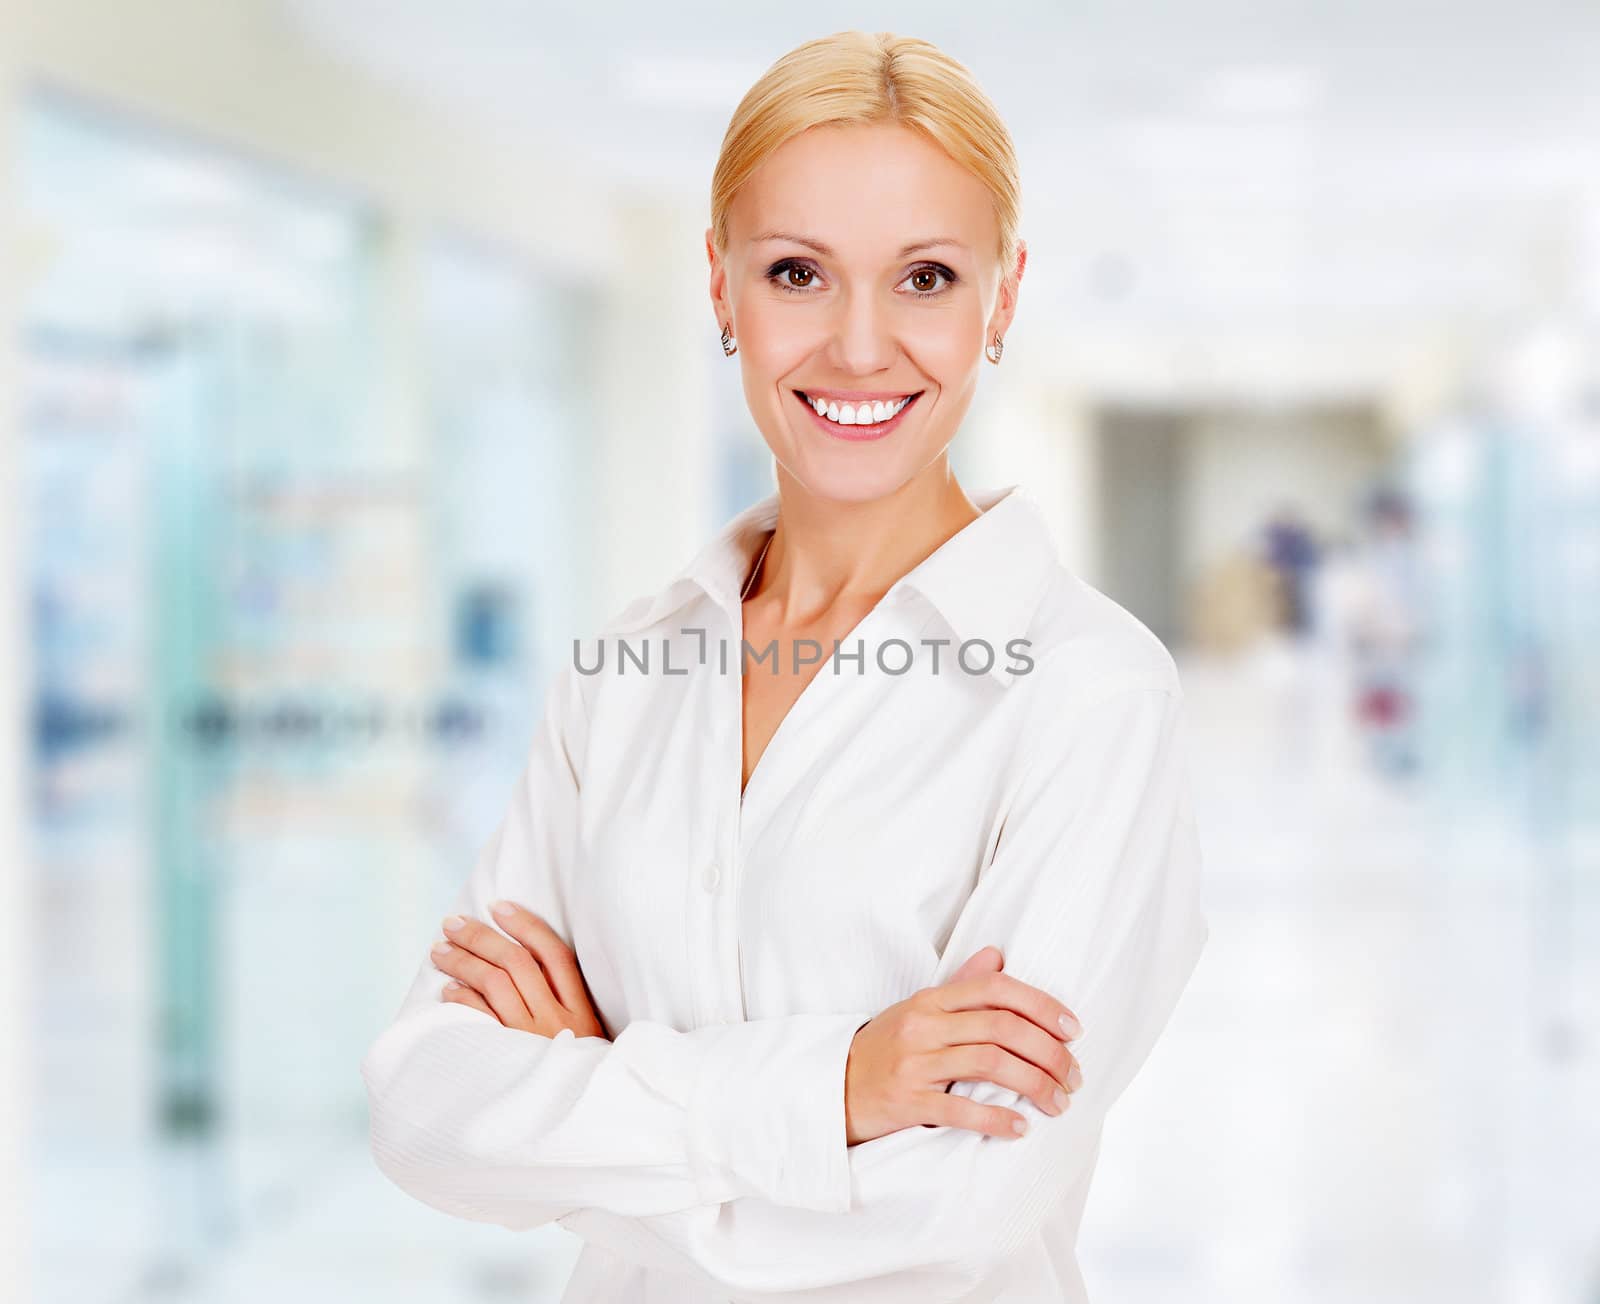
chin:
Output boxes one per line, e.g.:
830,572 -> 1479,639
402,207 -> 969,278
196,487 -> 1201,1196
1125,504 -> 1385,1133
771,453 -> 928,507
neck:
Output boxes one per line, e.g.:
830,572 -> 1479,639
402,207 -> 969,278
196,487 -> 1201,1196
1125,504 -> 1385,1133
744,462 -> 981,621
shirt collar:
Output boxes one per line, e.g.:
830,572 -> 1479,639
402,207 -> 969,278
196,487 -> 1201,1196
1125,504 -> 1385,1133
609,483 -> 1059,689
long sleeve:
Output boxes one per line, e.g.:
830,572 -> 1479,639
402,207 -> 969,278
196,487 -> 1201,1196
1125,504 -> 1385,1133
555,673 -> 1210,1302
360,662 -> 877,1230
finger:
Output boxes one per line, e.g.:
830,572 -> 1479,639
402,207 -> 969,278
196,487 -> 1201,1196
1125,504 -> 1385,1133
440,914 -> 558,1016
942,1008 -> 1081,1097
936,968 -> 1083,1042
430,938 -> 536,1032
441,980 -> 496,1020
948,944 -> 1004,985
921,1086 -> 1030,1139
488,901 -> 589,1011
934,1042 -> 1070,1117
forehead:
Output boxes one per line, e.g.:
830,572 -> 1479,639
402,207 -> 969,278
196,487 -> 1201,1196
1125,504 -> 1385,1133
730,121 -> 997,259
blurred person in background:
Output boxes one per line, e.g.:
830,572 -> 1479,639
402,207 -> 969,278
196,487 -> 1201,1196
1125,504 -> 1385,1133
362,29 -> 1207,1304
1342,484 -> 1423,776
1261,501 -> 1322,639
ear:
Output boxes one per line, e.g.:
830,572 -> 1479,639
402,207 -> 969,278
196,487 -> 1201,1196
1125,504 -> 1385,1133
706,226 -> 730,326
986,238 -> 1028,344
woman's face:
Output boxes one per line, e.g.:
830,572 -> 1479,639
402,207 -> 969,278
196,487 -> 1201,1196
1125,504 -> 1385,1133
708,121 -> 1025,505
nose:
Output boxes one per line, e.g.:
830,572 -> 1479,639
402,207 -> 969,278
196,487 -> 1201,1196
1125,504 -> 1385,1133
824,286 -> 898,375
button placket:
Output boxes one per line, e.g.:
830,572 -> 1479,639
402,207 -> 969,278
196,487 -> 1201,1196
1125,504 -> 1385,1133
728,611 -> 756,1020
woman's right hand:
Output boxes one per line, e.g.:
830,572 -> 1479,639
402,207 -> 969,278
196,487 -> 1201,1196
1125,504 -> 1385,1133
844,945 -> 1085,1144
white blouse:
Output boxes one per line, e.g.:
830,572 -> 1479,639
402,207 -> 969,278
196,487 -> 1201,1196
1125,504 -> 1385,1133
361,482 -> 1209,1303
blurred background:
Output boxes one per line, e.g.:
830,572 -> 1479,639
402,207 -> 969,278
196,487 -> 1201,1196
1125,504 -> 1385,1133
1,2 -> 1597,1301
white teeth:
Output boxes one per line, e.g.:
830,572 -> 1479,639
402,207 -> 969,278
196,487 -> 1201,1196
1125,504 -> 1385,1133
805,393 -> 913,427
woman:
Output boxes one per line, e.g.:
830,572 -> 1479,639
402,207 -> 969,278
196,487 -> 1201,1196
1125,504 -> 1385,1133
362,29 -> 1208,1304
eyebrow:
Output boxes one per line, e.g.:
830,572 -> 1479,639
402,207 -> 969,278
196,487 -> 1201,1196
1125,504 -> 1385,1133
752,231 -> 967,258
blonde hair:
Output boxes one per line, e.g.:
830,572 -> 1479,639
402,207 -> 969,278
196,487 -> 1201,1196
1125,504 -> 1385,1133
710,30 -> 1021,277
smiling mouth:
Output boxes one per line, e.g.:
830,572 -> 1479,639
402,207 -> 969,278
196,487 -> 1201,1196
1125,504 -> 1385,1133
793,389 -> 924,430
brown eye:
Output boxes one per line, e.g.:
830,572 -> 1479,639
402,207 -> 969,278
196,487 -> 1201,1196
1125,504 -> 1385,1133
786,265 -> 814,288
904,264 -> 956,295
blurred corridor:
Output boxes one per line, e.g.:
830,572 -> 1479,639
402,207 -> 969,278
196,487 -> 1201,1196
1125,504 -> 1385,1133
2,3 -> 1598,1302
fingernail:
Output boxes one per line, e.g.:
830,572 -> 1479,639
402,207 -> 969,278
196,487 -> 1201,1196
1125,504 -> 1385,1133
1053,1088 -> 1069,1112
491,900 -> 516,917
442,914 -> 466,933
1067,1064 -> 1084,1091
1012,1117 -> 1028,1135
430,940 -> 451,958
1059,1014 -> 1083,1039
444,980 -> 463,991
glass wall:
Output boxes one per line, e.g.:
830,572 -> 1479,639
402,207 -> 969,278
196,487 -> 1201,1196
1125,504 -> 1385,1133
20,92 -> 597,1302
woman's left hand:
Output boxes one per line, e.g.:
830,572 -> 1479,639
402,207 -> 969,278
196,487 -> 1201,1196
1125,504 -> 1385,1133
431,901 -> 611,1041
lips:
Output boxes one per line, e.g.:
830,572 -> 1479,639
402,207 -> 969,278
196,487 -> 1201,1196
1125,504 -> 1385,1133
791,389 -> 924,442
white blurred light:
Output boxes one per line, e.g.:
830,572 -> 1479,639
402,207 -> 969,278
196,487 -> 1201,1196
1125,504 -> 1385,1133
1557,420 -> 1600,488
126,152 -> 246,210
1415,421 -> 1482,505
1583,185 -> 1600,314
1206,64 -> 1325,117
1495,323 -> 1581,423
611,51 -> 766,108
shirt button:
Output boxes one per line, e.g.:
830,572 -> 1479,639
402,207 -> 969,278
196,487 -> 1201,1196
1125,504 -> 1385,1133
701,861 -> 722,892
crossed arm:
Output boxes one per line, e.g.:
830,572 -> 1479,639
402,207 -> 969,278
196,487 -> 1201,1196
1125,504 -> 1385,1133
361,664 -> 1209,1301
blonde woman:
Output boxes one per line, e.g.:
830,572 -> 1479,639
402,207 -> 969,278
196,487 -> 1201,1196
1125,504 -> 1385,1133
362,30 -> 1208,1304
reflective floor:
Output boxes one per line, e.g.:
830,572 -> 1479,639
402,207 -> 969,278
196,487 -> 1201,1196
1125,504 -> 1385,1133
31,638 -> 1600,1303
1083,640 -> 1600,1304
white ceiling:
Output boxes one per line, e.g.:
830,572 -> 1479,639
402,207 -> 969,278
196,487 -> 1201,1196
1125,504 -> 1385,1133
279,0 -> 1600,401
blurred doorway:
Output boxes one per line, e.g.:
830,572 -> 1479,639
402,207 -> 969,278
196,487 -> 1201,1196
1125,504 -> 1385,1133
1094,407 -> 1186,647
1094,401 -> 1390,654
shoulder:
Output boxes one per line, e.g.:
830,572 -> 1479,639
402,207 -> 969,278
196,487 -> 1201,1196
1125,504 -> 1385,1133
996,571 -> 1189,803
1013,565 -> 1182,715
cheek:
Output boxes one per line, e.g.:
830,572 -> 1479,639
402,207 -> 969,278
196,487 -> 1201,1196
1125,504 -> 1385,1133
737,299 -> 821,375
905,311 -> 984,380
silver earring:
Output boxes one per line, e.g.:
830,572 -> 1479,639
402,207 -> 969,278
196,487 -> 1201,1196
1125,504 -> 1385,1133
720,323 -> 738,357
985,334 -> 1004,365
